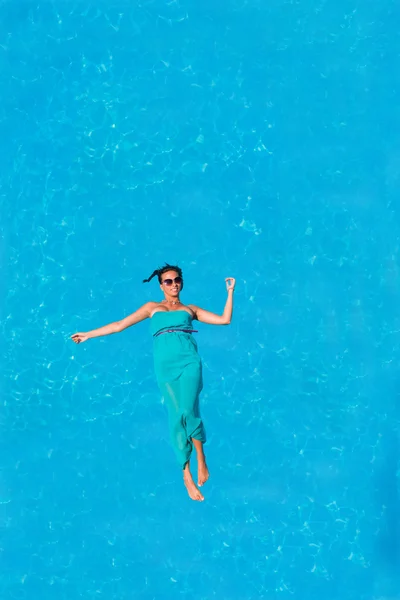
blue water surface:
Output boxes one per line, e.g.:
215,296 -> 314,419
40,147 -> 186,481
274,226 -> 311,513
1,0 -> 400,599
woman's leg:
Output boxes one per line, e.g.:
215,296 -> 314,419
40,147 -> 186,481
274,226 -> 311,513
179,373 -> 209,487
183,460 -> 204,502
192,438 -> 209,487
161,378 -> 206,501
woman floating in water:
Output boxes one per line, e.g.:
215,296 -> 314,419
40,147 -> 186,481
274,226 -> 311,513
71,264 -> 235,502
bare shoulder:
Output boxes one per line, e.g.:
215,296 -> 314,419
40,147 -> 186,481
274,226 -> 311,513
129,301 -> 158,319
117,301 -> 157,330
145,301 -> 159,314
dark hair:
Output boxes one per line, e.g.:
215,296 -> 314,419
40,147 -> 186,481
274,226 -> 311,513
142,263 -> 183,284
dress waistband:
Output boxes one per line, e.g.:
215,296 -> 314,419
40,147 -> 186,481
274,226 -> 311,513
153,327 -> 198,338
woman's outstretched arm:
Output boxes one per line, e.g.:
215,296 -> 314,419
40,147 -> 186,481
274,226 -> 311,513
71,302 -> 153,344
189,277 -> 235,326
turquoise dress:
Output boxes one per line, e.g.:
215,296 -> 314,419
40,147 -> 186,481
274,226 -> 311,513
151,310 -> 206,468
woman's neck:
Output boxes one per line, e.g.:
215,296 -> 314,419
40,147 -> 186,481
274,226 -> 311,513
163,298 -> 181,305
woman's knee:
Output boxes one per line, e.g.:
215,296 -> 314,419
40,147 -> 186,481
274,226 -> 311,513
171,426 -> 188,452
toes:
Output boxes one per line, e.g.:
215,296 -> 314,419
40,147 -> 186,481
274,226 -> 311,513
184,478 -> 204,501
197,471 -> 209,487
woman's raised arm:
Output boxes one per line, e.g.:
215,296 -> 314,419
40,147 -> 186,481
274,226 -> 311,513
71,302 -> 153,344
189,277 -> 235,326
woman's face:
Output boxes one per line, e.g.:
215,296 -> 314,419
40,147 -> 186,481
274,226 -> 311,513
160,270 -> 183,298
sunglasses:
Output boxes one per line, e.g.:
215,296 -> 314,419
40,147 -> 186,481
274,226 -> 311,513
162,277 -> 182,286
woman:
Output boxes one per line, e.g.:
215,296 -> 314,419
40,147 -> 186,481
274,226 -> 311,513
71,264 -> 235,502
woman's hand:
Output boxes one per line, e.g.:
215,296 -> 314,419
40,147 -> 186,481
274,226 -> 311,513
225,277 -> 236,292
71,332 -> 90,344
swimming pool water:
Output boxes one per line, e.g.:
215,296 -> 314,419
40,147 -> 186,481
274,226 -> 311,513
1,1 -> 400,598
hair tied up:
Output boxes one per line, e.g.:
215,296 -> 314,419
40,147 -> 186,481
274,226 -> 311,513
142,269 -> 159,284
142,263 -> 183,284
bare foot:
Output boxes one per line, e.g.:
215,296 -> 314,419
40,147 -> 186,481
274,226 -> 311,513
183,470 -> 204,501
197,458 -> 209,487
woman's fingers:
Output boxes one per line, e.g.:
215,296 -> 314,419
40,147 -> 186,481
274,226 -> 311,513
71,333 -> 87,343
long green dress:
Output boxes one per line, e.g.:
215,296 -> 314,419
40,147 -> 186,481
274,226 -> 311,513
151,310 -> 206,468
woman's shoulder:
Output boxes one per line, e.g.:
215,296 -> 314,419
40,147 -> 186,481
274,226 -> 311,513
141,301 -> 159,312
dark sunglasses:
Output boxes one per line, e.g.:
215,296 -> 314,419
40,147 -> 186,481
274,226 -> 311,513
162,277 -> 182,286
